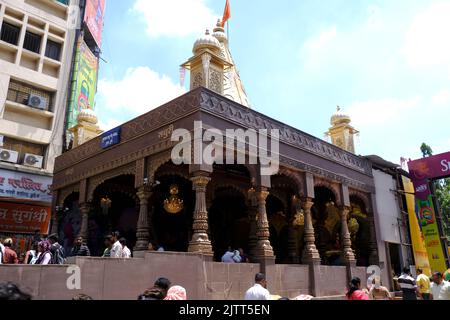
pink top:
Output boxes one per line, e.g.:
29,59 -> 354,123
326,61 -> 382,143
348,290 -> 369,300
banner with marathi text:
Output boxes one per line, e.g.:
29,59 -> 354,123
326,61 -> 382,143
415,195 -> 447,273
408,153 -> 450,273
403,177 -> 431,276
0,169 -> 52,203
0,202 -> 51,235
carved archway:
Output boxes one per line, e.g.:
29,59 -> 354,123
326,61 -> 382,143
349,189 -> 371,213
314,177 -> 342,206
86,163 -> 136,202
148,151 -> 173,181
208,186 -> 249,261
277,167 -> 305,196
58,185 -> 80,207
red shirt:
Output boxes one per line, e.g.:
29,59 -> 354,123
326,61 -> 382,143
3,247 -> 18,264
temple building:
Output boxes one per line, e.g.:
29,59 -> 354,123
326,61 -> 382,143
51,20 -> 382,296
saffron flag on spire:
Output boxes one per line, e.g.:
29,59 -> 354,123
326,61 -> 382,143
221,0 -> 231,27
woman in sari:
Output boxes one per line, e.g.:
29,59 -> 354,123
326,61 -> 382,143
346,277 -> 369,300
34,240 -> 52,265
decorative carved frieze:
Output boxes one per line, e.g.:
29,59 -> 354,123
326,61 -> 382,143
198,90 -> 373,175
279,156 -> 374,193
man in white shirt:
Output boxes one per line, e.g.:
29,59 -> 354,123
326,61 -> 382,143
245,273 -> 271,300
110,231 -> 123,258
119,238 -> 131,258
431,272 -> 450,300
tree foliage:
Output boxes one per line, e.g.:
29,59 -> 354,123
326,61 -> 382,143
420,143 -> 433,158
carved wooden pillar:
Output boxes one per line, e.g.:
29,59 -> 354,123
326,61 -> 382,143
287,196 -> 299,263
367,215 -> 379,265
340,206 -> 356,263
134,186 -> 152,252
188,173 -> 213,255
247,189 -> 258,260
78,202 -> 90,239
302,198 -> 321,263
50,206 -> 62,235
255,188 -> 274,258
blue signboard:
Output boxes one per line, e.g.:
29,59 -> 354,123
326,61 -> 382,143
101,127 -> 121,149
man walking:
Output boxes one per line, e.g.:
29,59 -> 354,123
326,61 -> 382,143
245,273 -> 271,300
398,267 -> 418,300
110,231 -> 123,258
430,272 -> 450,300
119,238 -> 131,258
2,238 -> 18,264
416,268 -> 431,300
48,234 -> 66,264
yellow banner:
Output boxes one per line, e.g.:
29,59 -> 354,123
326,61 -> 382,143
403,177 -> 432,276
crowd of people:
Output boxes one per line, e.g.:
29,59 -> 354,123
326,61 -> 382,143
0,231 -> 134,264
346,267 -> 450,300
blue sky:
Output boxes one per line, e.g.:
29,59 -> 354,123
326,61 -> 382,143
95,0 -> 450,164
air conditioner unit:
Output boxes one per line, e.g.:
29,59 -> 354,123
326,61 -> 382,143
28,94 -> 47,110
23,153 -> 44,169
0,148 -> 19,164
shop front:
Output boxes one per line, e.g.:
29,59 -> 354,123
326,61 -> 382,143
0,168 -> 53,260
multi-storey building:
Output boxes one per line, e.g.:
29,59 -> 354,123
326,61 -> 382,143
0,0 -> 84,253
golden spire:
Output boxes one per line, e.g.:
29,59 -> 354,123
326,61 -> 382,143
326,106 -> 359,153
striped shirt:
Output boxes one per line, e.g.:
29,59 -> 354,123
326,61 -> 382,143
398,273 -> 417,300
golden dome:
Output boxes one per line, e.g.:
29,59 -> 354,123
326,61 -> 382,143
77,108 -> 98,124
331,106 -> 351,125
193,29 -> 221,54
212,19 -> 227,43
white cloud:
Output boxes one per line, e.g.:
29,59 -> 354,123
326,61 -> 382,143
403,2 -> 450,68
303,26 -> 337,51
431,89 -> 450,105
132,0 -> 219,37
366,5 -> 383,30
97,66 -> 186,117
347,97 -> 421,127
98,118 -> 122,132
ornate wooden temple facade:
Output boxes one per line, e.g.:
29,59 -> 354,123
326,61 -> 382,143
51,22 -> 379,295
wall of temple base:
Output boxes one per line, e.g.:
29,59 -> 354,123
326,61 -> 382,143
318,266 -> 348,296
265,264 -> 310,298
0,252 -> 364,299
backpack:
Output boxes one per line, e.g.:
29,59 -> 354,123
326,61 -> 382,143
51,243 -> 66,264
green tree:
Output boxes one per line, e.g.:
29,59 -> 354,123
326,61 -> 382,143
420,143 -> 433,157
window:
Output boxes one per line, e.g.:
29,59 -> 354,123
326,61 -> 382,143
23,31 -> 41,53
0,22 -> 20,45
2,136 -> 46,165
45,39 -> 61,61
6,80 -> 54,111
